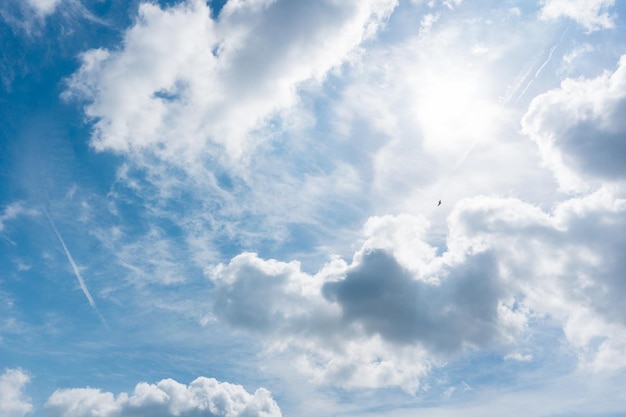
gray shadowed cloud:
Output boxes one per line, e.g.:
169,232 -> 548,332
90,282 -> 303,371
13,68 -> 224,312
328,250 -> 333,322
322,249 -> 503,354
210,247 -> 508,356
560,115 -> 626,180
556,196 -> 626,326
207,225 -> 522,391
213,258 -> 292,332
209,185 -> 626,385
450,192 -> 626,370
522,54 -> 626,190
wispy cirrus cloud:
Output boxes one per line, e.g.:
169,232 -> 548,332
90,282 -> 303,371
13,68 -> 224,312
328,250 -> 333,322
0,202 -> 37,234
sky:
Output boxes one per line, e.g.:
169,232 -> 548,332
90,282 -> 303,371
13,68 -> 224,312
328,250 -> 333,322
1,0 -> 626,416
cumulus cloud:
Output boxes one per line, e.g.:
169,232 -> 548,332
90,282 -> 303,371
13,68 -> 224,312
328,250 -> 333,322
207,210 -> 530,390
522,54 -> 626,191
45,376 -> 282,417
209,250 -> 433,391
539,0 -> 616,32
322,249 -> 507,353
0,368 -> 33,417
207,182 -> 626,389
64,0 -> 397,163
449,191 -> 626,371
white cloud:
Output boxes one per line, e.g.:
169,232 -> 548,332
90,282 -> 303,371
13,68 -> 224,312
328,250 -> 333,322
0,202 -> 38,234
206,210 -> 529,390
419,13 -> 439,37
45,376 -> 282,417
539,0 -> 616,32
522,54 -> 626,192
206,183 -> 626,390
442,0 -> 463,10
208,250 -> 432,390
0,0 -> 90,36
60,0 -> 401,263
0,369 -> 33,417
505,352 -> 533,362
64,0 -> 397,162
450,191 -> 626,371
26,0 -> 62,17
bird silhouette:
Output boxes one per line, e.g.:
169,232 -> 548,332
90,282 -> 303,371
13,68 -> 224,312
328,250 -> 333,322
437,200 -> 442,206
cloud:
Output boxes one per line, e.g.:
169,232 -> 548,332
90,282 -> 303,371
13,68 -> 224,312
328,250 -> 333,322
45,376 -> 282,417
207,211 -> 528,390
0,202 -> 38,234
449,191 -> 626,371
60,0 -> 399,263
522,54 -> 626,191
0,368 -> 33,417
26,0 -> 62,17
539,0 -> 616,32
322,249 -> 505,352
207,183 -> 626,390
208,251 -> 432,391
64,0 -> 397,162
0,0 -> 89,35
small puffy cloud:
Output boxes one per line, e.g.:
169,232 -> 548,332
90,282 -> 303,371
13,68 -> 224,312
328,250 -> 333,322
443,0 -> 463,10
505,352 -> 533,362
539,0 -> 616,32
45,376 -> 282,417
0,368 -> 33,417
522,54 -> 626,191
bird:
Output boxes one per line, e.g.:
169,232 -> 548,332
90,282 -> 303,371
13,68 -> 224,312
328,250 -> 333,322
437,200 -> 442,206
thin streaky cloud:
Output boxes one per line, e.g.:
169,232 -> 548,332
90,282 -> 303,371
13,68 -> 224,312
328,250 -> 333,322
44,209 -> 108,327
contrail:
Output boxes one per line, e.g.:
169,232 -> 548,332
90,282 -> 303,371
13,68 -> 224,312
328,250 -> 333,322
515,25 -> 570,104
44,209 -> 108,326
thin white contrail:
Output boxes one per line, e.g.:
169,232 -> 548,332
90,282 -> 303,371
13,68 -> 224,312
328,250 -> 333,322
44,209 -> 108,326
455,26 -> 569,175
515,25 -> 570,104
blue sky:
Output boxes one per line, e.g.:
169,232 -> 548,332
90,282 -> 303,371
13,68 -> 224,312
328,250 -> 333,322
1,0 -> 626,416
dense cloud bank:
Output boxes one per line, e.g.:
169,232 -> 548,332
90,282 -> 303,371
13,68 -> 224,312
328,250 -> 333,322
209,186 -> 626,388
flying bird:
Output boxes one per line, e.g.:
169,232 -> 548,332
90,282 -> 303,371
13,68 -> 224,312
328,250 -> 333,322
437,200 -> 442,206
